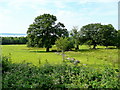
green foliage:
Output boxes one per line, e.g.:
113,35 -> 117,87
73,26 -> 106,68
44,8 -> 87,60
55,37 -> 71,61
99,24 -> 117,47
80,23 -> 117,49
66,37 -> 74,51
55,37 -> 70,51
27,14 -> 68,52
2,56 -> 12,73
80,23 -> 102,49
2,37 -> 27,45
2,56 -> 120,89
116,30 -> 120,48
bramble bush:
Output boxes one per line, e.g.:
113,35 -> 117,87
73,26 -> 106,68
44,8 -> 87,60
2,56 -> 120,89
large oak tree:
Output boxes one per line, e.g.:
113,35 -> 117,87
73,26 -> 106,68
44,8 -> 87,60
80,23 -> 102,49
80,23 -> 117,49
27,14 -> 68,52
99,24 -> 117,47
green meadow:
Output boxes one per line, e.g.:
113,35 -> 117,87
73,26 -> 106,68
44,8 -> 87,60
2,44 -> 118,69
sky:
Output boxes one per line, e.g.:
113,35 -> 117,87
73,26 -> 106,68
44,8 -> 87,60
0,0 -> 119,34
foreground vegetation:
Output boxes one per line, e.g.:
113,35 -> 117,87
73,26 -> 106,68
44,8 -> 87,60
2,56 -> 120,89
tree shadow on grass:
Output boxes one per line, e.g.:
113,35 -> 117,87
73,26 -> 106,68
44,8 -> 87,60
29,50 -> 58,53
77,47 -> 118,52
29,48 -> 118,53
77,49 -> 96,52
105,47 -> 117,49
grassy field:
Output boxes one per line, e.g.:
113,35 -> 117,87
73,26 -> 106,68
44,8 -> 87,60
1,44 -> 119,68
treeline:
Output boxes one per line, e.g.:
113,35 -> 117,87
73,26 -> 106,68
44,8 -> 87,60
2,37 -> 27,45
2,14 -> 120,49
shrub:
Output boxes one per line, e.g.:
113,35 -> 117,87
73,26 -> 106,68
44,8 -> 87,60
2,56 -> 12,73
2,56 -> 120,89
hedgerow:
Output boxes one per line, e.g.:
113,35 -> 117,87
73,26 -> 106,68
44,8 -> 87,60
2,56 -> 120,89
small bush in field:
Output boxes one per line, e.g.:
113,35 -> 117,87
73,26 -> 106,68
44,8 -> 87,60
2,56 -> 12,73
2,56 -> 120,89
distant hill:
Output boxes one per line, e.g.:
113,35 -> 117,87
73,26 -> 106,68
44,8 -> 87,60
0,33 -> 27,37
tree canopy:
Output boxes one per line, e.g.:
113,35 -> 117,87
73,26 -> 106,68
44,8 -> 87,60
99,24 -> 117,47
117,30 -> 120,48
55,37 -> 70,61
80,23 -> 117,49
80,23 -> 102,49
27,14 -> 68,52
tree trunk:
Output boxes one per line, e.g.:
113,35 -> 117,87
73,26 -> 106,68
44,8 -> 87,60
117,46 -> 120,49
93,44 -> 97,49
106,46 -> 108,49
46,47 -> 49,52
75,44 -> 79,50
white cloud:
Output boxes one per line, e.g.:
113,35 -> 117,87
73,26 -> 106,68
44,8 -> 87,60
1,0 -> 119,7
0,0 -> 119,12
0,0 -> 118,33
53,1 -> 67,8
54,10 -> 90,30
64,0 -> 119,3
7,0 -> 48,9
35,9 -> 52,17
54,3 -> 118,30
